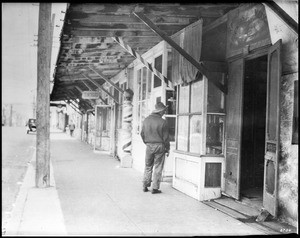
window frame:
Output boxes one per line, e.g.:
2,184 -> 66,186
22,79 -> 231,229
175,76 -> 226,157
135,65 -> 153,134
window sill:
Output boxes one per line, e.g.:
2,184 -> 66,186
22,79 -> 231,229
173,150 -> 224,158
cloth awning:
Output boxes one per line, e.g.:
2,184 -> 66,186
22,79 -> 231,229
172,19 -> 203,85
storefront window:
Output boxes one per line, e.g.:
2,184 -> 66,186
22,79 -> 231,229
177,116 -> 189,151
176,80 -> 203,154
165,86 -> 177,142
136,67 -> 151,134
191,80 -> 203,113
142,67 -> 147,100
206,114 -> 224,155
178,84 -> 189,113
207,73 -> 225,113
189,115 -> 202,154
206,74 -> 225,155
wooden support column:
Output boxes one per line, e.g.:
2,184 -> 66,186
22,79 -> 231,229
64,100 -> 82,115
9,104 -> 13,127
133,11 -> 227,94
36,3 -> 51,188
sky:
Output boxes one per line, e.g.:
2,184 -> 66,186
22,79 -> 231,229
2,3 -> 67,108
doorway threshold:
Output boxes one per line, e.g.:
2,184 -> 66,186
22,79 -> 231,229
202,195 -> 296,235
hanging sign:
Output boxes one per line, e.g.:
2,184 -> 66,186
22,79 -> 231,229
82,91 -> 100,99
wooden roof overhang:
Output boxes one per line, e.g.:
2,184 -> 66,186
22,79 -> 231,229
50,3 -> 240,112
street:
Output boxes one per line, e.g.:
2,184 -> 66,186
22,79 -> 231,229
2,126 -> 36,231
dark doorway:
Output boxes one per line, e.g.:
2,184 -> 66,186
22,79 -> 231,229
241,55 -> 267,205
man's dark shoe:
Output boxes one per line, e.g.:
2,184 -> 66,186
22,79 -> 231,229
151,189 -> 162,194
143,187 -> 149,192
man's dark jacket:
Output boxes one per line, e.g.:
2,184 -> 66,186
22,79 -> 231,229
141,113 -> 170,152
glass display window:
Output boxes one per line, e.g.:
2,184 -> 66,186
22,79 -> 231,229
206,114 -> 225,155
135,66 -> 152,134
175,75 -> 225,156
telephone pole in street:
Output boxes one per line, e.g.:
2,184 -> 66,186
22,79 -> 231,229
36,3 -> 52,187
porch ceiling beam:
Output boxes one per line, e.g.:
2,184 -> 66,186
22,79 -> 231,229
64,100 -> 83,115
112,36 -> 174,90
88,66 -> 125,94
263,1 -> 298,34
63,93 -> 82,112
66,29 -> 160,38
133,12 -> 227,94
81,73 -> 119,104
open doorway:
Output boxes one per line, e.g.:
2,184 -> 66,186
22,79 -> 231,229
240,55 -> 268,208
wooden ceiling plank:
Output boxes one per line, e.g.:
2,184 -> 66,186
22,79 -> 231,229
68,3 -> 236,17
71,14 -> 194,25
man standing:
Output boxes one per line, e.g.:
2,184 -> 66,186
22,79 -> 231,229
141,102 -> 170,194
69,121 -> 75,137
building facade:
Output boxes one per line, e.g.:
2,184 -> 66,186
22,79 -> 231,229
53,2 -> 298,227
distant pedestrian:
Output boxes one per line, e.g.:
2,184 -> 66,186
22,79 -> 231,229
69,121 -> 75,137
141,102 -> 170,194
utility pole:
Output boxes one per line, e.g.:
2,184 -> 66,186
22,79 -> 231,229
9,104 -> 13,127
36,3 -> 51,188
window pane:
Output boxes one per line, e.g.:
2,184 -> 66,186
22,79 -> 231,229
178,84 -> 189,113
137,69 -> 142,100
206,114 -> 225,155
166,89 -> 177,115
167,51 -> 172,82
137,103 -> 141,132
189,115 -> 202,154
115,82 -> 119,102
154,55 -> 162,88
142,67 -> 147,100
165,117 -> 176,142
191,80 -> 203,113
147,69 -> 152,94
267,50 -> 279,141
177,116 -> 189,151
207,73 -> 225,113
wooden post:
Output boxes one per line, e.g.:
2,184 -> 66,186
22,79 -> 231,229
36,3 -> 51,188
9,104 -> 13,127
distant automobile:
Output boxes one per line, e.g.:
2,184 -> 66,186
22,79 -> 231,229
26,119 -> 36,134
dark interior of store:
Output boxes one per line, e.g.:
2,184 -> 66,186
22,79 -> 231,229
241,55 -> 268,206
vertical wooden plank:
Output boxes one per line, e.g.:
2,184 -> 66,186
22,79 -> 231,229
263,39 -> 282,217
224,58 -> 244,199
36,3 -> 51,188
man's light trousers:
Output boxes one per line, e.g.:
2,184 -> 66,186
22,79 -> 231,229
143,143 -> 165,189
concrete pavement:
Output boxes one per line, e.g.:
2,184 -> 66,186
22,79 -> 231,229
4,130 -> 268,236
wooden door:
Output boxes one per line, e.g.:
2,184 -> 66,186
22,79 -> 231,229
263,40 -> 282,217
224,58 -> 244,199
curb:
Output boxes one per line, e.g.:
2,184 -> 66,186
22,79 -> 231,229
4,148 -> 67,236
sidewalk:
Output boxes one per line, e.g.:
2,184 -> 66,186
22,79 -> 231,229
5,130 -> 269,236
